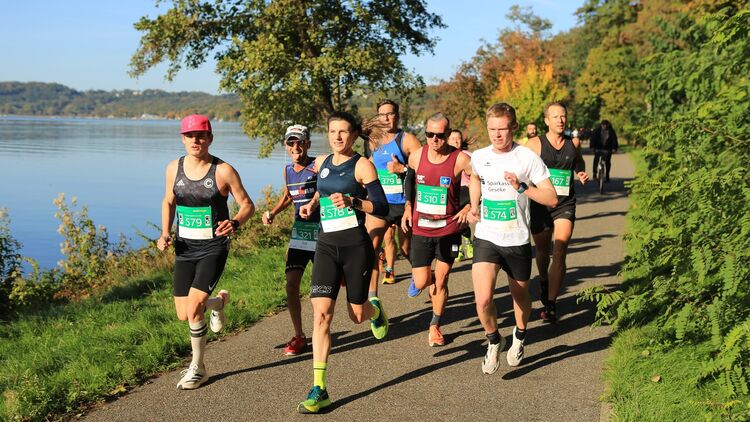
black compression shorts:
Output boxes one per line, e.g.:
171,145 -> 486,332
410,233 -> 462,268
173,250 -> 229,296
310,238 -> 374,305
286,247 -> 315,273
529,200 -> 576,235
371,203 -> 405,226
472,238 -> 532,281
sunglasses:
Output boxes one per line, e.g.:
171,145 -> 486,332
285,139 -> 306,147
425,131 -> 449,140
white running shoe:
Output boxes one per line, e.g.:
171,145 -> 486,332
176,363 -> 208,390
507,326 -> 525,367
482,336 -> 506,374
209,290 -> 229,333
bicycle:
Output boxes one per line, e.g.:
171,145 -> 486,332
594,149 -> 608,194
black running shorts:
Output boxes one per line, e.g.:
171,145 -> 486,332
529,200 -> 576,235
286,247 -> 315,273
472,238 -> 532,281
410,233 -> 462,268
173,250 -> 229,296
310,238 -> 374,305
372,203 -> 405,226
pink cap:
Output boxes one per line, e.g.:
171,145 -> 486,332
180,114 -> 212,134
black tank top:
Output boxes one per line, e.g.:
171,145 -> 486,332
316,153 -> 369,245
539,134 -> 577,204
173,156 -> 230,259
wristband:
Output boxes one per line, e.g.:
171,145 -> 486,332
516,182 -> 528,194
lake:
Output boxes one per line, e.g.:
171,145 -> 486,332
0,116 -> 330,269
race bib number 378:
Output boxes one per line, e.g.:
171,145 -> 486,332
319,196 -> 359,233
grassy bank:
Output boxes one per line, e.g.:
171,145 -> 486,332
0,246 -> 308,421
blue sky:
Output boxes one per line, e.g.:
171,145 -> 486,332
2,1 -> 583,94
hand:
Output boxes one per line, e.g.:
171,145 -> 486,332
157,235 -> 172,251
215,219 -> 236,237
328,192 -> 350,209
577,171 -> 590,184
262,210 -> 274,225
504,171 -> 520,191
386,154 -> 403,174
401,204 -> 413,233
452,205 -> 471,225
299,203 -> 312,219
467,206 -> 480,224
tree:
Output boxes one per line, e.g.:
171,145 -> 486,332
130,0 -> 444,156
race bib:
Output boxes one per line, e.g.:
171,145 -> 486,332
482,199 -> 518,232
416,184 -> 447,215
176,205 -> 213,240
377,169 -> 403,194
417,217 -> 447,228
549,168 -> 572,196
288,221 -> 318,251
319,196 -> 359,233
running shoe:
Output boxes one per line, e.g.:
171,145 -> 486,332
456,249 -> 464,262
540,306 -> 558,324
407,277 -> 422,298
465,242 -> 474,260
284,335 -> 307,356
482,336 -> 506,375
428,325 -> 445,347
507,326 -> 525,367
381,268 -> 395,284
297,386 -> 332,414
369,296 -> 388,339
176,363 -> 208,390
209,290 -> 229,333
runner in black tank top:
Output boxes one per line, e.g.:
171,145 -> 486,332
295,112 -> 390,414
157,115 -> 255,390
525,103 -> 589,324
260,124 -> 318,356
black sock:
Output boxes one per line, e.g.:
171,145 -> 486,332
515,327 -> 526,341
546,300 -> 557,314
486,330 -> 501,345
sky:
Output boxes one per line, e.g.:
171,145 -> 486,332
2,1 -> 583,95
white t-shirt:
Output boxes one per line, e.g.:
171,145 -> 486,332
471,144 -> 550,247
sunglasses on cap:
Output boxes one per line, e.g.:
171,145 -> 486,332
425,131 -> 449,140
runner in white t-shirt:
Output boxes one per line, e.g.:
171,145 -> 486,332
468,103 -> 558,374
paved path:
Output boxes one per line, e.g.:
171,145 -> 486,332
86,152 -> 633,422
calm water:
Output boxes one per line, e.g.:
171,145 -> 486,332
0,116 -> 329,269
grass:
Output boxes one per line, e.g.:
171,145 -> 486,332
603,325 -> 750,421
0,246 -> 310,421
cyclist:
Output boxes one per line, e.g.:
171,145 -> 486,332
590,119 -> 618,182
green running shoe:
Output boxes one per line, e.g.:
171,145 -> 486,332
465,242 -> 474,259
369,296 -> 389,339
297,386 -> 332,414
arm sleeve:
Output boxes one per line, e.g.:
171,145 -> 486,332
403,167 -> 416,203
459,185 -> 470,208
365,180 -> 389,217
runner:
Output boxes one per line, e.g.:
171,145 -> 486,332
296,111 -> 390,414
364,99 -> 421,288
401,112 -> 472,347
525,102 -> 589,323
468,103 -> 558,373
156,114 -> 255,389
447,129 -> 474,262
516,123 -> 538,146
262,124 -> 317,356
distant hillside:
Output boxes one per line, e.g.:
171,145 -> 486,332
0,82 -> 242,121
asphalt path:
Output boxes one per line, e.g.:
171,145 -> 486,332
85,152 -> 632,421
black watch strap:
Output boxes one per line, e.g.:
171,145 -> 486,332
230,219 -> 240,229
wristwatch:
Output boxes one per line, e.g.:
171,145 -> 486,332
352,197 -> 363,210
516,182 -> 528,194
230,219 -> 240,230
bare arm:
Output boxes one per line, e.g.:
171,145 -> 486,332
263,168 -> 293,225
452,152 -> 473,223
572,138 -> 590,184
215,163 -> 255,236
468,171 -> 482,224
157,160 -> 178,251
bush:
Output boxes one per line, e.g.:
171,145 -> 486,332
0,209 -> 23,317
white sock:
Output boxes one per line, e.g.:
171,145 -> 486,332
189,320 -> 208,368
206,296 -> 224,311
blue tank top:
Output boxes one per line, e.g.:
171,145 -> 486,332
285,159 -> 319,222
371,131 -> 406,205
317,153 -> 368,243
